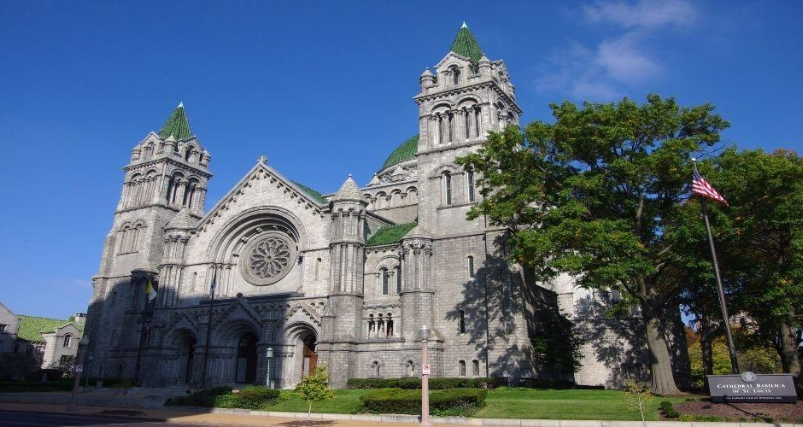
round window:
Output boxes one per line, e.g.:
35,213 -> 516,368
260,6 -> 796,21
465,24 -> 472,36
241,233 -> 296,286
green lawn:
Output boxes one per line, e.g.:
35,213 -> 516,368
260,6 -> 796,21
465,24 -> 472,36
476,388 -> 687,421
255,388 -> 689,420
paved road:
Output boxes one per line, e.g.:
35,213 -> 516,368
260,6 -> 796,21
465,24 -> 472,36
0,410 -> 198,427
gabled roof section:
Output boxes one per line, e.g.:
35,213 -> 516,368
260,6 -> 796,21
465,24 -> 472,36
366,222 -> 417,247
449,22 -> 484,69
195,161 -> 328,232
381,135 -> 418,171
292,181 -> 328,204
16,315 -> 82,342
157,102 -> 193,140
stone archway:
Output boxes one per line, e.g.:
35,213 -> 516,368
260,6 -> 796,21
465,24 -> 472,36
235,332 -> 258,384
281,322 -> 318,388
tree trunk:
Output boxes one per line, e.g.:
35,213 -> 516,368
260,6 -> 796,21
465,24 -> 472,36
778,318 -> 801,395
643,309 -> 681,395
700,311 -> 713,393
308,402 -> 312,420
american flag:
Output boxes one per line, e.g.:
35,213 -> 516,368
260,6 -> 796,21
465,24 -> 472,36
692,169 -> 728,206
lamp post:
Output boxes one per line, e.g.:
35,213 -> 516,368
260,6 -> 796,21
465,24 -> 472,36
265,347 -> 274,389
84,352 -> 94,389
67,336 -> 90,412
418,325 -> 431,427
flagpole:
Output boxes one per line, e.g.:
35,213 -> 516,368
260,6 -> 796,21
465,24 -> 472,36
201,267 -> 217,387
693,160 -> 739,374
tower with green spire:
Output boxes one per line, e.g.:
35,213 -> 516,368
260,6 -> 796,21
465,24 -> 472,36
87,102 -> 214,383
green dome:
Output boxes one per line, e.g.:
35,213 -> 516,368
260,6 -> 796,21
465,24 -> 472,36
381,135 -> 418,171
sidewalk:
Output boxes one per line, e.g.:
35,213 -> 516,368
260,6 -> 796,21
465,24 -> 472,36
1,398 -> 800,426
0,402 -> 418,426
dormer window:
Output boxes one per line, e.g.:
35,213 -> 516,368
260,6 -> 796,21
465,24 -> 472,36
452,67 -> 460,86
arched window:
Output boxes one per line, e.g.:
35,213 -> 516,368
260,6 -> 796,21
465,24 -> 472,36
368,314 -> 375,338
315,258 -> 322,281
467,256 -> 475,278
191,272 -> 198,292
380,268 -> 389,295
452,67 -> 460,86
448,112 -> 454,142
165,176 -> 175,204
184,147 -> 193,161
458,310 -> 466,333
467,171 -> 475,203
464,108 -> 470,140
459,360 -> 466,376
386,315 -> 394,337
474,107 -> 481,137
407,360 -> 415,377
371,361 -> 380,377
444,172 -> 452,205
472,360 -> 480,376
395,266 -> 402,294
63,335 -> 72,348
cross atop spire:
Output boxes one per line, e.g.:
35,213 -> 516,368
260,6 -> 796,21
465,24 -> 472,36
158,102 -> 193,140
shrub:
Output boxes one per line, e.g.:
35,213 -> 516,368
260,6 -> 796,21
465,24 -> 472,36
360,388 -> 487,416
165,386 -> 280,410
165,386 -> 233,407
658,400 -> 679,419
347,376 -> 580,390
348,377 -> 505,389
232,386 -> 281,409
0,380 -> 74,392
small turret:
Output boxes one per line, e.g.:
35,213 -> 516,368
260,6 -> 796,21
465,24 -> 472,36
478,55 -> 492,77
419,68 -> 435,93
332,174 -> 365,203
165,134 -> 177,154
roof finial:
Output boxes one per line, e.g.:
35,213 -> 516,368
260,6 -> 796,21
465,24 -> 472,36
461,21 -> 468,28
258,154 -> 267,164
178,101 -> 184,108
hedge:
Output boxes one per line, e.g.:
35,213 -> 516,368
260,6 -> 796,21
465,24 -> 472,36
360,388 -> 487,416
348,377 -> 583,390
348,377 -> 503,389
165,386 -> 281,410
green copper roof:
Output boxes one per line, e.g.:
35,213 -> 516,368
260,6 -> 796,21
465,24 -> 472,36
292,181 -> 328,205
381,135 -> 418,171
450,23 -> 484,68
157,103 -> 193,140
16,315 -> 82,343
367,222 -> 417,247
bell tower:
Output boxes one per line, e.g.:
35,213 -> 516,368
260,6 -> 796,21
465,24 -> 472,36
87,104 -> 213,378
414,23 -> 522,236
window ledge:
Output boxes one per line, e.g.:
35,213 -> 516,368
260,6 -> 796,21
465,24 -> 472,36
437,202 -> 475,211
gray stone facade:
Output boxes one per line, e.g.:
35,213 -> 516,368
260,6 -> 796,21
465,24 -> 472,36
84,25 -> 687,389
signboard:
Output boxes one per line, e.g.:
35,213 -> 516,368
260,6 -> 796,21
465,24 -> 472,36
75,365 -> 83,374
422,364 -> 431,375
707,372 -> 797,403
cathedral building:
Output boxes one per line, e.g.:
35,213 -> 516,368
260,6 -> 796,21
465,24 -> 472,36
85,24 -> 681,389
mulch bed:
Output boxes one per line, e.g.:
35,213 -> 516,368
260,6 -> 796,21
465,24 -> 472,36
674,400 -> 803,422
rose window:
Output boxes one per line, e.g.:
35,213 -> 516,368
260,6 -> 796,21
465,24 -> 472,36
241,233 -> 296,285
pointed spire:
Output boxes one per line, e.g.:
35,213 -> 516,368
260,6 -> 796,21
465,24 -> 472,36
449,22 -> 484,69
333,174 -> 364,202
158,102 -> 193,140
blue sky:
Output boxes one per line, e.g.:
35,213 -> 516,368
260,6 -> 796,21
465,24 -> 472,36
0,1 -> 800,319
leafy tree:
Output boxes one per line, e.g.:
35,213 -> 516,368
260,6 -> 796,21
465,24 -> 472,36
623,379 -> 654,426
531,305 -> 584,376
703,148 -> 803,390
294,365 -> 334,419
457,95 -> 728,394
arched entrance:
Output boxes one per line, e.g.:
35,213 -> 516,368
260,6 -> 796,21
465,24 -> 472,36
235,333 -> 258,384
301,334 -> 317,379
179,337 -> 197,384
